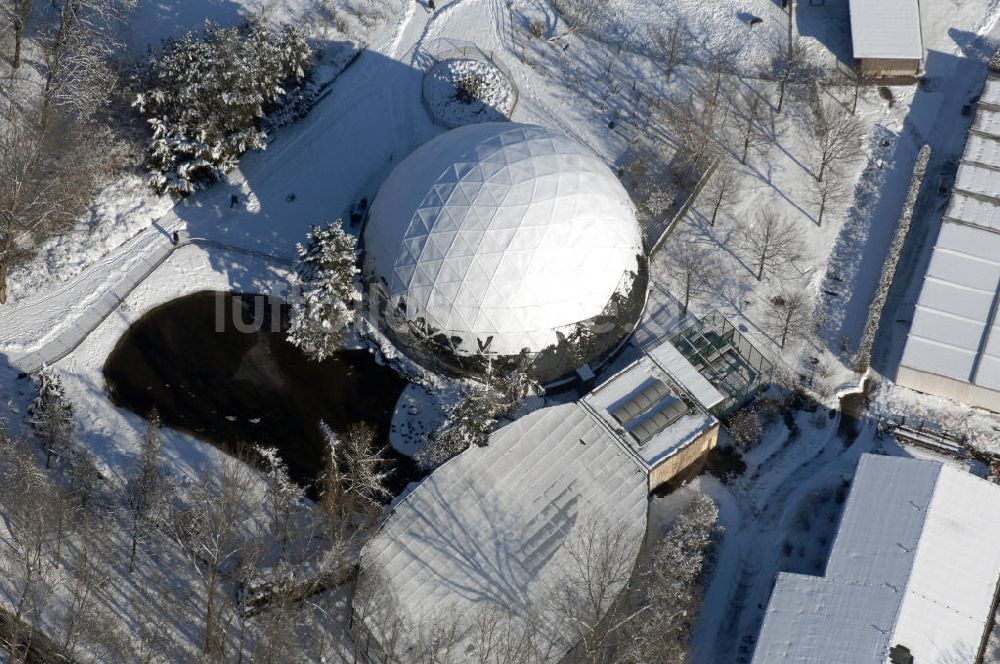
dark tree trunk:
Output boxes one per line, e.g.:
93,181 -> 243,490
13,17 -> 24,69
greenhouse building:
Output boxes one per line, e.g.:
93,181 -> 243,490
362,122 -> 646,381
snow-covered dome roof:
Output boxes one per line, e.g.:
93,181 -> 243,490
364,123 -> 643,357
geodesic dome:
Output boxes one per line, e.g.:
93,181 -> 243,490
363,122 -> 642,358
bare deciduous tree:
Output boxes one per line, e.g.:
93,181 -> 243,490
839,66 -> 873,115
743,207 -> 804,281
808,168 -> 849,226
556,516 -> 637,660
57,509 -> 114,660
734,86 -> 770,164
693,56 -> 732,163
0,433 -> 62,662
0,115 -> 113,304
809,99 -> 865,183
39,0 -> 135,131
701,162 -> 739,227
660,231 -> 715,316
318,421 -> 394,542
764,289 -> 813,348
168,457 -> 262,659
775,37 -> 806,114
6,0 -> 33,68
652,17 -> 687,79
122,411 -> 168,573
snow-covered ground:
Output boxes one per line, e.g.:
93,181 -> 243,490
4,0 -> 1000,658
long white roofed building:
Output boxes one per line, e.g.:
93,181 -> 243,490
363,122 -> 645,380
752,454 -> 1000,663
898,72 -> 1000,411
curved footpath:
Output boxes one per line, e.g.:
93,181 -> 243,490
0,1 -> 454,376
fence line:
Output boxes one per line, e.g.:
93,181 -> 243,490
648,156 -> 720,258
414,37 -> 520,129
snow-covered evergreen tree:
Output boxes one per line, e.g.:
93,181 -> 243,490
29,366 -> 74,468
134,20 -> 311,195
286,222 -> 360,362
414,381 -> 499,471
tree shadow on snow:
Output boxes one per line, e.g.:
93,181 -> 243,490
167,44 -> 442,292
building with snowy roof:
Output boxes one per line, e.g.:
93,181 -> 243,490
752,454 -> 1000,664
898,73 -> 1000,412
362,122 -> 645,382
848,0 -> 923,77
351,336 -> 722,662
584,341 -> 722,490
352,403 -> 650,663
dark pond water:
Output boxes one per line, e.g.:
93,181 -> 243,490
104,291 -> 419,494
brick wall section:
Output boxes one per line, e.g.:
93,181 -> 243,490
648,423 -> 720,491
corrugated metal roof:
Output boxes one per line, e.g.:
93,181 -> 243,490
753,454 -> 1000,663
848,0 -> 923,60
360,402 -> 648,660
901,76 -> 1000,397
901,223 -> 1000,384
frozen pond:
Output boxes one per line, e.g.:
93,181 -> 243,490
104,291 -> 421,493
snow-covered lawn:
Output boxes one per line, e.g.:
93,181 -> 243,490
4,0 -> 1000,658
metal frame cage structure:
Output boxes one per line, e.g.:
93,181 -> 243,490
669,311 -> 774,416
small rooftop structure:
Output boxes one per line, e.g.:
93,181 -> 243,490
898,74 -> 1000,412
752,454 -> 1000,663
848,0 -> 923,77
584,345 -> 720,490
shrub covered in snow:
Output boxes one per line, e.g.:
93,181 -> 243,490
134,20 -> 312,196
852,144 -> 931,372
726,404 -> 763,449
606,494 -> 722,663
287,222 -> 360,362
414,365 -> 528,471
422,58 -> 515,128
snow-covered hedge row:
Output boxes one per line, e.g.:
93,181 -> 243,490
133,20 -> 312,196
852,144 -> 931,372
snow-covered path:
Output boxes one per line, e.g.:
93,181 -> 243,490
0,1 -> 453,373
